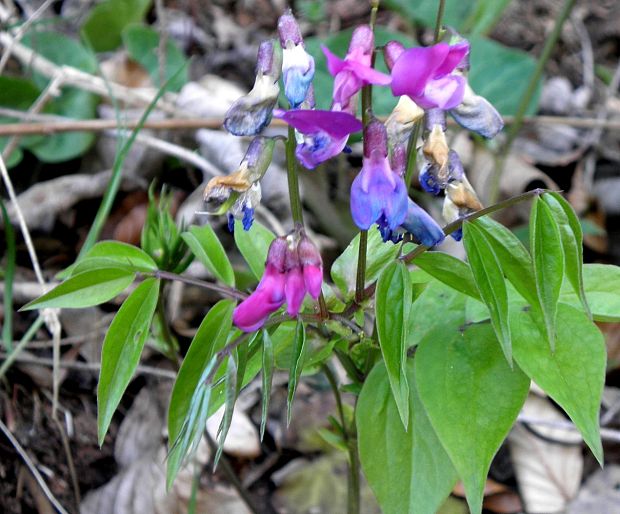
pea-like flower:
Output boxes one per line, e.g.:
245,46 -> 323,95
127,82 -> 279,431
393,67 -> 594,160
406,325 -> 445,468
401,198 -> 445,247
390,41 -> 469,110
233,227 -> 323,332
350,119 -> 408,240
273,108 -> 363,169
203,136 -> 275,231
224,40 -> 282,136
278,11 -> 315,109
322,25 -> 391,113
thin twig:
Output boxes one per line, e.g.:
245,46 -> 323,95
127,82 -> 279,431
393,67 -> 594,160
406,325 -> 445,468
0,418 -> 70,514
151,270 -> 247,301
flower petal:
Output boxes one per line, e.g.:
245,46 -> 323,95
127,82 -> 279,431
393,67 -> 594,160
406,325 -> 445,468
285,267 -> 306,316
303,265 -> 323,299
435,41 -> 470,76
391,44 -> 450,98
417,75 -> 466,110
401,199 -> 445,247
344,60 -> 392,85
322,45 -> 347,76
275,109 -> 362,138
295,132 -> 348,169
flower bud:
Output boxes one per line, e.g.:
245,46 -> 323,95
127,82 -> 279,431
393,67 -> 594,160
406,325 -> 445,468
383,41 -> 405,71
363,117 -> 389,159
450,83 -> 504,139
298,233 -> 323,299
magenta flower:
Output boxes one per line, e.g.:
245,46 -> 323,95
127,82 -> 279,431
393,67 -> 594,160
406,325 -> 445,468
273,108 -> 362,169
322,25 -> 391,113
390,41 -> 469,110
233,229 -> 323,332
350,119 -> 408,240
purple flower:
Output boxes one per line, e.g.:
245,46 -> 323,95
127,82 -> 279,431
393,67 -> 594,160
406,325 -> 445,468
391,42 -> 469,110
233,228 -> 323,332
350,120 -> 408,238
401,199 -> 445,247
273,108 -> 362,169
322,25 -> 391,113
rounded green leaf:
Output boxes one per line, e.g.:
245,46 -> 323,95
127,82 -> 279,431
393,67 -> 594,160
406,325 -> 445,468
415,323 -> 529,514
97,277 -> 160,444
511,302 -> 605,463
21,268 -> 135,310
72,241 -> 158,275
358,361 -> 458,514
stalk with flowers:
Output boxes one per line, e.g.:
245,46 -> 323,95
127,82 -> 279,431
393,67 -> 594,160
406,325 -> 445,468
23,4 -> 619,514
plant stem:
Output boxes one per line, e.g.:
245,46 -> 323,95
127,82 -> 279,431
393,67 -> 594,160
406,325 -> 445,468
0,315 -> 44,380
433,0 -> 446,42
150,270 -> 247,301
404,120 -> 422,189
346,404 -> 361,514
285,125 -> 304,224
489,0 -> 576,203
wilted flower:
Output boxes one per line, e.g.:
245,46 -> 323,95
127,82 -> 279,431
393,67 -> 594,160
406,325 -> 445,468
203,136 -> 275,231
278,10 -> 315,109
322,25 -> 391,113
442,175 -> 483,241
350,118 -> 408,240
224,40 -> 282,136
233,227 -> 323,332
273,108 -> 362,169
390,41 -> 469,110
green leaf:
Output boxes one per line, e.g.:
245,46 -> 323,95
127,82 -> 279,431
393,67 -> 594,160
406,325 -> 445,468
21,269 -> 135,310
21,31 -> 99,162
81,0 -> 152,52
412,252 -> 480,300
305,28 -> 414,116
166,300 -> 235,486
182,225 -> 235,287
331,227 -> 400,298
415,323 -> 529,514
463,222 -> 512,364
407,280 -> 467,349
123,24 -> 189,92
375,261 -> 411,427
97,277 -> 159,444
287,321 -> 306,425
473,217 -> 538,307
530,197 -> 564,350
358,361 -> 458,514
542,192 -> 590,316
260,329 -> 274,441
214,356 -> 238,468
560,264 -> 620,322
234,219 -> 275,280
383,0 -> 475,31
511,302 -> 605,463
469,35 -> 541,116
71,241 -> 158,275
1,198 -> 15,349
464,0 -> 513,35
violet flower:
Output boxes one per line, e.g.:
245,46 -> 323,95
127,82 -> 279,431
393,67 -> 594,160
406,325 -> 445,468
278,11 -> 315,109
350,119 -> 408,240
401,199 -> 445,247
390,41 -> 469,110
273,108 -> 362,169
322,25 -> 391,113
233,228 -> 323,332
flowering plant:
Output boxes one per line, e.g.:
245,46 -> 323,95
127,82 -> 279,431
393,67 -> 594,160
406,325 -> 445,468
23,4 -> 618,514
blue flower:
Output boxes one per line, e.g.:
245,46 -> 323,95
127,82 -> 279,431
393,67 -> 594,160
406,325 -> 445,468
401,199 -> 445,247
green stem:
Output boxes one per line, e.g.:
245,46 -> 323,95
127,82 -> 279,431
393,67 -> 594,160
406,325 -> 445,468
489,0 -> 576,203
433,0 -> 446,42
404,120 -> 422,189
346,404 -> 361,514
0,198 -> 15,351
355,231 -> 368,303
286,125 -> 304,224
0,315 -> 44,380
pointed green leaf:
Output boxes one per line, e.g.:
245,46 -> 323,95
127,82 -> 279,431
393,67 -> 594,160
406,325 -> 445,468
358,361 -> 458,514
214,356 -> 238,469
71,241 -> 157,275
560,264 -> 620,322
530,197 -> 565,350
97,278 -> 159,444
287,320 -> 306,425
473,217 -> 538,307
167,300 -> 235,486
182,224 -> 235,287
463,222 -> 512,364
22,268 -> 135,310
260,329 -> 274,441
412,251 -> 480,300
376,261 -> 411,427
415,323 -> 529,514
542,192 -> 590,317
233,219 -> 275,280
331,227 -> 400,298
511,302 -> 605,463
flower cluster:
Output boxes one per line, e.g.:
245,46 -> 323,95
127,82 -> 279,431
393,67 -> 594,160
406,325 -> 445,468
233,226 -> 322,332
206,10 -> 505,332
